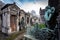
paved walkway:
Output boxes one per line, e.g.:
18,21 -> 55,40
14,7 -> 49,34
0,31 -> 9,40
0,29 -> 26,40
14,32 -> 25,40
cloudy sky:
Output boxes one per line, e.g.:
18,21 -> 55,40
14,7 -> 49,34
0,0 -> 48,16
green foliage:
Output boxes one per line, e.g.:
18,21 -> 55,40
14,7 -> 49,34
38,24 -> 46,29
30,23 -> 55,40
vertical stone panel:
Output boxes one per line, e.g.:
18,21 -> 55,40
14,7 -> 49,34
2,13 -> 7,33
7,13 -> 11,34
17,15 -> 19,31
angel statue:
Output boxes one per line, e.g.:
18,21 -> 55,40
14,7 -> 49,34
44,6 -> 55,21
44,6 -> 55,28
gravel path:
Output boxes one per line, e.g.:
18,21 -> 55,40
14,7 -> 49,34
14,32 -> 25,40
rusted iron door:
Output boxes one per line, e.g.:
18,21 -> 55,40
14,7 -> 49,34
10,15 -> 17,32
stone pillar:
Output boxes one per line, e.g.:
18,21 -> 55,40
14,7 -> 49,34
25,15 -> 27,27
16,11 -> 19,32
2,12 -> 11,34
2,13 -> 7,33
17,15 -> 19,31
29,17 -> 30,25
24,15 -> 26,28
7,13 -> 11,34
26,16 -> 27,25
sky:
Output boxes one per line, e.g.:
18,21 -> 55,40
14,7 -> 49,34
0,0 -> 48,16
